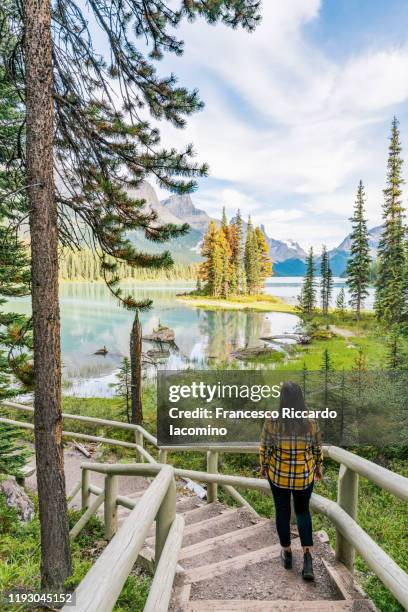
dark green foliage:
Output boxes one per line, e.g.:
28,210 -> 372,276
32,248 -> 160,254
336,287 -> 346,314
320,245 -> 333,317
0,16 -> 32,473
59,248 -> 199,281
346,181 -> 371,319
0,424 -> 30,476
386,325 -> 406,371
244,217 -> 258,295
0,492 -> 152,610
298,247 -> 316,319
232,209 -> 245,294
375,118 -> 407,325
113,357 -> 131,423
2,0 -> 260,310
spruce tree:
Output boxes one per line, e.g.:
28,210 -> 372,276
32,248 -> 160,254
375,117 -> 407,325
231,210 -> 245,294
346,181 -> 371,319
0,24 -> 32,477
113,357 -> 131,423
321,348 -> 332,409
336,287 -> 346,315
254,227 -> 272,291
244,217 -> 262,295
219,227 -> 232,299
298,247 -> 316,319
3,0 -> 260,588
386,325 -> 405,370
320,245 -> 333,317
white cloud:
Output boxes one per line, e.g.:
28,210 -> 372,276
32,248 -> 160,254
151,1 -> 408,248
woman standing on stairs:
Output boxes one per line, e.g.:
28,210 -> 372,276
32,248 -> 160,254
259,381 -> 323,581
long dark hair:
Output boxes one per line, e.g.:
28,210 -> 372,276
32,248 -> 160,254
278,381 -> 312,435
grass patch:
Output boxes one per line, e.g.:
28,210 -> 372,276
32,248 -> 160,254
177,293 -> 296,313
0,492 -> 152,611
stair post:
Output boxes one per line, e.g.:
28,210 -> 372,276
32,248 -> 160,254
135,429 -> 144,462
159,449 -> 168,464
206,450 -> 218,503
104,474 -> 118,540
155,476 -> 176,565
335,464 -> 359,570
81,467 -> 90,510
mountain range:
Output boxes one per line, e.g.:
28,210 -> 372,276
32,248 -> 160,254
127,182 -> 381,276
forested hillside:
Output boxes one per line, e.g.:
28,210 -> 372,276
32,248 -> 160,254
59,249 -> 199,282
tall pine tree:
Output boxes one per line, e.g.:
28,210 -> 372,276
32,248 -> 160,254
375,117 -> 407,324
298,247 -> 316,319
320,245 -> 333,317
230,210 -> 245,294
244,217 -> 259,295
346,181 -> 370,319
255,226 -> 272,288
3,0 -> 261,588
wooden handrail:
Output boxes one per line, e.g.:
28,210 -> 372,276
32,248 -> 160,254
1,401 -> 158,446
6,401 -> 408,608
325,445 -> 408,502
311,493 -> 408,608
77,461 -> 408,610
65,465 -> 177,612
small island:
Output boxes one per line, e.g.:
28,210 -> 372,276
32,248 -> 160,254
178,210 -> 282,310
177,293 -> 295,313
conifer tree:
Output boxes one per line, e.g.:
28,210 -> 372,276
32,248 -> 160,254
375,117 -> 407,325
199,221 -> 229,297
113,357 -> 131,423
298,247 -> 316,319
254,226 -> 272,289
220,227 -> 232,299
221,207 -> 228,230
0,24 -> 32,477
386,325 -> 405,370
231,210 -> 245,294
346,181 -> 371,319
3,0 -> 260,588
228,222 -> 239,295
336,287 -> 346,315
321,348 -> 332,408
320,245 -> 333,316
244,217 -> 260,295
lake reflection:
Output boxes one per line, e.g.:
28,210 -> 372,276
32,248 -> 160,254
5,281 -> 300,396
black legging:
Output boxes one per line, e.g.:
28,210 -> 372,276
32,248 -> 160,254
268,479 -> 314,548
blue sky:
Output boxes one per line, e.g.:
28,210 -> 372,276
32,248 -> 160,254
91,1 -> 408,250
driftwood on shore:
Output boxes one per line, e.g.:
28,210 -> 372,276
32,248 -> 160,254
260,333 -> 311,345
231,345 -> 279,360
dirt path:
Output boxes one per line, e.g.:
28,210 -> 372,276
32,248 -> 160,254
24,442 -> 149,508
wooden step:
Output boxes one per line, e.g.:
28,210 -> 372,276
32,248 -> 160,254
180,501 -> 231,526
182,599 -> 361,611
146,507 -> 237,544
184,540 -> 301,583
179,519 -> 269,561
176,496 -> 205,514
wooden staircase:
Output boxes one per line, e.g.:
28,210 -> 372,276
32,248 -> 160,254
115,493 -> 376,612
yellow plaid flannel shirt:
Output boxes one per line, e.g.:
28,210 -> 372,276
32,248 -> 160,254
259,418 -> 323,490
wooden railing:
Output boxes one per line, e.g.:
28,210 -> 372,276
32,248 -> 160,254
3,401 -> 408,609
66,464 -> 183,612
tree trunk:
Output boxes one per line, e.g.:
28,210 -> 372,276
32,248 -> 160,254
25,0 -> 71,589
130,311 -> 143,424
